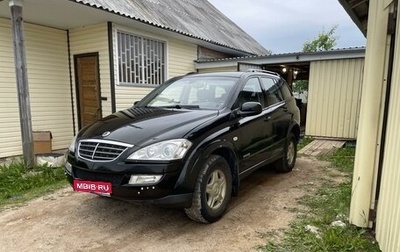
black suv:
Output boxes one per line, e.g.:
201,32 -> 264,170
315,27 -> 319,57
65,70 -> 300,223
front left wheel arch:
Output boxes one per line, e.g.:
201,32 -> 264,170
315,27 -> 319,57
175,140 -> 240,198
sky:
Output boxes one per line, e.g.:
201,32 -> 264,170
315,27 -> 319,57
208,0 -> 366,53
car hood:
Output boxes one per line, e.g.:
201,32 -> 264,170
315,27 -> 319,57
78,107 -> 219,146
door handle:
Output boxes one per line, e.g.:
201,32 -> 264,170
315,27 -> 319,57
265,116 -> 272,121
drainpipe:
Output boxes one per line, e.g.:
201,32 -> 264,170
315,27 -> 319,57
9,0 -> 34,168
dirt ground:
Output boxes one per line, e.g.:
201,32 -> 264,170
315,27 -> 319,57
0,156 -> 339,252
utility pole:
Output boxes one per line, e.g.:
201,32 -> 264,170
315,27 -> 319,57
10,0 -> 34,168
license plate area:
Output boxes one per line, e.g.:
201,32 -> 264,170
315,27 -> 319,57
73,180 -> 112,194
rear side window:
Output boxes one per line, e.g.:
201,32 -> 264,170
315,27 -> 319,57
280,80 -> 293,100
260,77 -> 283,106
234,78 -> 265,108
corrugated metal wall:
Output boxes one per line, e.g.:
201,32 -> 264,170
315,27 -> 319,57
375,5 -> 400,251
306,58 -> 364,139
0,18 -> 73,157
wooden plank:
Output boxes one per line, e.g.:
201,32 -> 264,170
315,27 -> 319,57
299,139 -> 346,156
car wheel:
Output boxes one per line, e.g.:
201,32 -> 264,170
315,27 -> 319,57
274,133 -> 297,173
185,155 -> 232,223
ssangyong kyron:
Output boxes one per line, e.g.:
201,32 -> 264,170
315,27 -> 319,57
65,70 -> 300,223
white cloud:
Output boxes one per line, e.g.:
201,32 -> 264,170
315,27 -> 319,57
208,0 -> 366,53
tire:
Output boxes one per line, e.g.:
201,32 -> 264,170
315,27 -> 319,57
274,133 -> 297,173
185,155 -> 232,223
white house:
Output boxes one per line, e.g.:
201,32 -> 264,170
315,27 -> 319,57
0,0 -> 268,158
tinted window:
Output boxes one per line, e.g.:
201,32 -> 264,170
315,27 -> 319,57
260,77 -> 283,106
234,78 -> 264,108
280,80 -> 293,100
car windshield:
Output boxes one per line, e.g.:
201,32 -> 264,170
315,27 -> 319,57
145,76 -> 238,110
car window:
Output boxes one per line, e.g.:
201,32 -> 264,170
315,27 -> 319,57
260,77 -> 283,106
234,78 -> 265,108
146,76 -> 237,110
280,80 -> 293,100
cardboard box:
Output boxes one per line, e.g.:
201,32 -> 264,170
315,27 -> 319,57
33,131 -> 52,154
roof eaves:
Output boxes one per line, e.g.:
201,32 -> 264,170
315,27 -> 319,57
338,0 -> 368,36
196,47 -> 366,63
70,0 -> 257,56
195,47 -> 366,69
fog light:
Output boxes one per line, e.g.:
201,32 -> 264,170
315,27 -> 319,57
65,162 -> 72,174
128,175 -> 162,185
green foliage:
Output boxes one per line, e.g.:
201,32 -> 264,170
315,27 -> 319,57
0,162 -> 67,207
293,80 -> 309,94
321,147 -> 356,173
292,26 -> 338,95
302,25 -> 338,53
262,146 -> 380,252
298,137 -> 313,150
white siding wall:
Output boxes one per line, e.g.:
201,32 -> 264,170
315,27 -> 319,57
69,23 -> 112,123
0,18 -> 20,157
115,87 -> 153,111
0,18 -> 73,157
306,58 -> 364,139
375,5 -> 400,251
168,37 -> 197,77
112,25 -> 197,111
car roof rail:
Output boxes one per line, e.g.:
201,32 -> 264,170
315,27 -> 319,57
246,69 -> 280,77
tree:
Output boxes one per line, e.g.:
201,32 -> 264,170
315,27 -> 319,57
292,80 -> 309,94
302,25 -> 338,52
294,26 -> 339,94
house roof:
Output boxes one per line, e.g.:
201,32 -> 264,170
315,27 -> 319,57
72,0 -> 269,55
0,0 -> 268,56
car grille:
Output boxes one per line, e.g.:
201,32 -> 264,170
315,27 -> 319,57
74,168 -> 125,186
78,140 -> 132,162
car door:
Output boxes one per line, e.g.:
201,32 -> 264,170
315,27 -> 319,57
235,78 -> 273,175
260,77 -> 291,158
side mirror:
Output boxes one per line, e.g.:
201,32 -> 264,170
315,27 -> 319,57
237,102 -> 262,117
133,101 -> 139,107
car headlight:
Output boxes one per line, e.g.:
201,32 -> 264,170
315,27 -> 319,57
127,139 -> 192,161
68,136 -> 77,153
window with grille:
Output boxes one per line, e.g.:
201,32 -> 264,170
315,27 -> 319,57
117,31 -> 165,86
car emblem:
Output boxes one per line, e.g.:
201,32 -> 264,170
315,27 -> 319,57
102,131 -> 111,137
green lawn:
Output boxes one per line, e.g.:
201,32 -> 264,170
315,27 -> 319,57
0,162 -> 68,208
260,146 -> 381,252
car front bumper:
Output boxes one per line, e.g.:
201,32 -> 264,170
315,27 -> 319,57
64,160 -> 193,208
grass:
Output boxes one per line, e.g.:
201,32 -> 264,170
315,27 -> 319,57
0,162 -> 68,208
297,136 -> 314,150
260,146 -> 381,252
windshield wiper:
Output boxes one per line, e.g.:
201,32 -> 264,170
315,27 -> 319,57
159,105 -> 200,109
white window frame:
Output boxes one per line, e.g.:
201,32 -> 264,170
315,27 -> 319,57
116,30 -> 166,87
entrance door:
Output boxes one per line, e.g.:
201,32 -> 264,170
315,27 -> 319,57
75,54 -> 101,129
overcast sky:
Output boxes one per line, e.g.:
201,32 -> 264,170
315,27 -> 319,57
208,0 -> 366,53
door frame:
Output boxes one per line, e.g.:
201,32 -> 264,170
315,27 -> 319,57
74,52 -> 102,129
